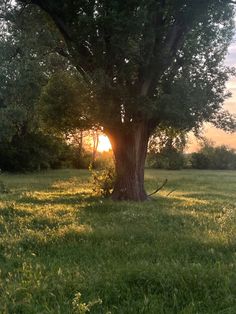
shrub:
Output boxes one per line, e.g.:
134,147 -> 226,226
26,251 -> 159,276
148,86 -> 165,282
93,151 -> 114,170
72,292 -> 102,314
191,152 -> 210,169
190,144 -> 236,170
147,147 -> 184,170
70,149 -> 114,170
0,132 -> 72,172
70,150 -> 92,169
91,166 -> 115,197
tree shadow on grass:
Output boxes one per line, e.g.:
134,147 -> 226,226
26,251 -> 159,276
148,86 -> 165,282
18,192 -> 97,206
183,192 -> 236,203
13,196 -> 235,262
0,205 -> 33,219
10,205 -> 236,314
17,191 -> 189,217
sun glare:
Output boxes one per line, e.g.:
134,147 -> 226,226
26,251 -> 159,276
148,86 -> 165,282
97,135 -> 112,152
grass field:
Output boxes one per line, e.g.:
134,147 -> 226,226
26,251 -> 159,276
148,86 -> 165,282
0,169 -> 236,313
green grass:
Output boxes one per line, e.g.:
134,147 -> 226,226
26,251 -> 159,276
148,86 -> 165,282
0,169 -> 236,313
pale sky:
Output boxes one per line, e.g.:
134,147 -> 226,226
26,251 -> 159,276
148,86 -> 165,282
187,20 -> 236,152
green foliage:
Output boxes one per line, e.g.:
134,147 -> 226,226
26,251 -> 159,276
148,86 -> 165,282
12,0 -> 236,134
147,128 -> 186,170
91,167 -> 116,197
0,132 -> 71,172
0,169 -> 235,312
93,151 -> 114,170
191,153 -> 211,170
40,72 -> 92,133
148,148 -> 185,170
0,4 -> 74,173
69,148 -> 114,170
0,6 -> 52,143
72,292 -> 102,314
70,150 -> 92,170
191,143 -> 236,170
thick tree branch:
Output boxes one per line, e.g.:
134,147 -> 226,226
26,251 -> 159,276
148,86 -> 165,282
140,18 -> 187,98
19,0 -> 72,40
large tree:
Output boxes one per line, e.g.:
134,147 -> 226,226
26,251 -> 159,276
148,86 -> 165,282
9,0 -> 236,200
0,1 -> 60,141
0,3 -> 73,171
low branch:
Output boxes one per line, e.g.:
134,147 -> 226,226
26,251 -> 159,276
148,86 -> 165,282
148,179 -> 168,197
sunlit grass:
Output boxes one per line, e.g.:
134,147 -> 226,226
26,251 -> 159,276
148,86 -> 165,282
0,169 -> 236,313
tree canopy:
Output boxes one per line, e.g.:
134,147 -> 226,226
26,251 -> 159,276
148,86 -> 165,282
13,0 -> 236,132
0,4 -> 73,171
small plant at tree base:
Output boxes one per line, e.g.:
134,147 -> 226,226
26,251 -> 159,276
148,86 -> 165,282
72,292 -> 102,314
91,166 -> 116,198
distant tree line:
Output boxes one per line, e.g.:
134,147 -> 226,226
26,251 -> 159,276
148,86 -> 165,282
190,143 -> 236,170
0,130 -> 113,172
147,140 -> 236,170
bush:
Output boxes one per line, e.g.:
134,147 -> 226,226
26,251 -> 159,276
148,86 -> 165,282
91,166 -> 115,197
191,153 -> 210,169
70,150 -> 92,169
93,151 -> 114,170
190,144 -> 236,170
0,132 -> 72,172
70,150 -> 114,170
72,292 -> 102,314
147,148 -> 184,170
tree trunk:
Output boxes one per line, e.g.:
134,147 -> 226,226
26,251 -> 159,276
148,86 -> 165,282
108,122 -> 150,201
91,130 -> 99,168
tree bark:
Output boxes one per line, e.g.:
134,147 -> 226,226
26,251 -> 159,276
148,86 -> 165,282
108,122 -> 150,201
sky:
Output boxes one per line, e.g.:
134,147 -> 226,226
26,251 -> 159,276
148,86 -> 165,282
187,20 -> 236,152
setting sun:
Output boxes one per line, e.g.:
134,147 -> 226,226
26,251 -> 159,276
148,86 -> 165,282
97,135 -> 112,152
